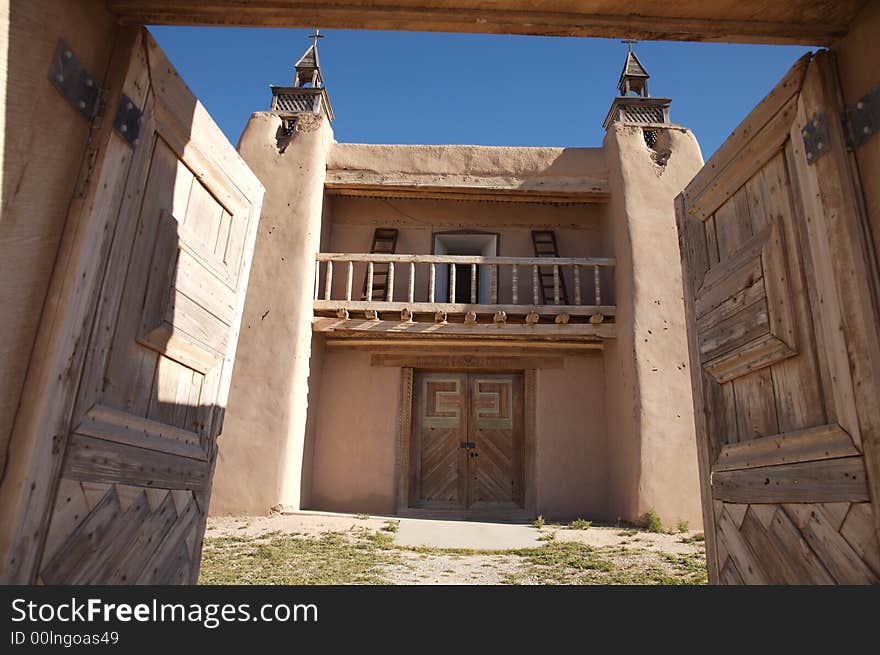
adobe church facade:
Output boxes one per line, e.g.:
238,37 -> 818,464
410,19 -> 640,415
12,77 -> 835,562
210,38 -> 705,527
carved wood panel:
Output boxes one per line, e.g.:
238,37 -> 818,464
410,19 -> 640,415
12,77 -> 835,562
677,53 -> 880,584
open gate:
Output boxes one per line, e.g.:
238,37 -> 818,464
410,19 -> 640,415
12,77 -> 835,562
676,51 -> 880,584
2,28 -> 263,584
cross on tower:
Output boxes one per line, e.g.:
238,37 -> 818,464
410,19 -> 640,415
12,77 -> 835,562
621,39 -> 639,53
308,29 -> 325,48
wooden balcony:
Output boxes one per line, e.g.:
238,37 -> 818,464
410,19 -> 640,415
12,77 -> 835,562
312,253 -> 616,346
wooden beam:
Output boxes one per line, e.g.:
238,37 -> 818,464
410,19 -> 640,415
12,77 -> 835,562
313,316 -> 615,338
324,337 -> 605,350
314,300 -> 616,316
107,1 -> 855,45
325,171 -> 610,203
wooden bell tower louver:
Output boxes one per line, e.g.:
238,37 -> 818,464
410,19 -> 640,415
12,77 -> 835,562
603,41 -> 671,141
270,29 -> 334,122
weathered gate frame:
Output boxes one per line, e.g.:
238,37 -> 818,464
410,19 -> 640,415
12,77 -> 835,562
1,1 -> 877,583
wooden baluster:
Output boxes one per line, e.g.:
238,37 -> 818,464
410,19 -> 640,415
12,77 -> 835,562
314,261 -> 320,300
553,265 -> 560,305
408,262 -> 415,303
512,264 -> 518,304
470,264 -> 477,304
387,261 -> 395,302
532,264 -> 539,304
574,264 -> 581,305
345,261 -> 353,301
594,265 -> 601,306
429,263 -> 436,303
324,261 -> 333,301
449,263 -> 456,303
366,262 -> 374,302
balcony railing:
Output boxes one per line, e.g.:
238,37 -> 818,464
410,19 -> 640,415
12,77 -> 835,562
313,253 -> 615,325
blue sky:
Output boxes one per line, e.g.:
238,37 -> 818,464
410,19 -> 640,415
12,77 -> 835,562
149,27 -> 811,159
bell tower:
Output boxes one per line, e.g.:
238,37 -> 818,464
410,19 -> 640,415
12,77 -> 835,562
603,41 -> 671,143
270,29 -> 334,122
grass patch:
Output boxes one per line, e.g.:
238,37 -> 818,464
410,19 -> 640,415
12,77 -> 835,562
681,532 -> 705,544
532,515 -> 545,530
569,518 -> 592,530
676,519 -> 690,533
355,513 -> 370,520
617,528 -> 638,537
644,509 -> 663,533
200,522 -> 708,586
198,530 -> 400,585
381,519 -> 400,533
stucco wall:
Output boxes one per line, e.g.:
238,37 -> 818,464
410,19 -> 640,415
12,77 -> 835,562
328,143 -> 607,183
308,350 -> 400,515
307,351 -> 609,520
210,112 -> 333,515
535,355 -> 609,520
603,124 -> 705,529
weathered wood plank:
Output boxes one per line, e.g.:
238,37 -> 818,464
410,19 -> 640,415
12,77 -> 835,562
315,299 -> 616,317
839,502 -> 880,578
698,297 -> 770,363
313,317 -> 615,339
732,367 -> 779,441
712,457 -> 869,504
740,507 -> 802,584
40,487 -> 121,584
107,1 -> 856,45
715,423 -> 859,472
63,434 -> 210,491
768,505 -> 835,584
107,491 -> 179,584
717,507 -> 768,584
763,151 -> 827,433
371,354 -> 564,369
782,503 -> 878,584
74,403 -> 205,460
136,497 -> 199,584
703,331 -> 795,385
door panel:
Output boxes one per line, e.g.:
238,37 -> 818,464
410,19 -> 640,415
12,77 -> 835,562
469,375 -> 524,506
411,373 -> 468,507
30,29 -> 263,584
410,372 -> 523,509
677,52 -> 880,584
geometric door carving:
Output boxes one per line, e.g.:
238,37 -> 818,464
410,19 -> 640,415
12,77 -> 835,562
695,216 -> 797,383
677,52 -> 880,584
410,372 -> 523,510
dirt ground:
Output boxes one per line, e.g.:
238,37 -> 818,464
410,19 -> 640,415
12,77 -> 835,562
202,513 -> 707,585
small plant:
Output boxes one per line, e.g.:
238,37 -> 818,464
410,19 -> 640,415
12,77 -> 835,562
355,513 -> 370,520
644,509 -> 663,533
537,531 -> 556,542
681,532 -> 705,544
617,528 -> 638,537
381,520 -> 399,533
569,518 -> 592,530
676,519 -> 690,533
532,515 -> 545,530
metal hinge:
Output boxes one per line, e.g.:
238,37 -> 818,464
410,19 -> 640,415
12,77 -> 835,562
113,94 -> 143,145
802,112 -> 830,164
48,39 -> 101,122
845,80 -> 880,151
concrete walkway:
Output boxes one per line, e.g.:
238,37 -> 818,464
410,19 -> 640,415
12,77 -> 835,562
393,517 -> 542,550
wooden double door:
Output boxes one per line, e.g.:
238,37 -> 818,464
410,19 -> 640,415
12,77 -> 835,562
410,372 -> 524,509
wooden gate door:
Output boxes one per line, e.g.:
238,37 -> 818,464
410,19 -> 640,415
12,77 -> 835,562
468,374 -> 524,508
676,51 -> 880,584
4,28 -> 263,584
410,372 -> 523,510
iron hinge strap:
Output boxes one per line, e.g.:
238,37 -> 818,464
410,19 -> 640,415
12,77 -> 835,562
845,80 -> 880,151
